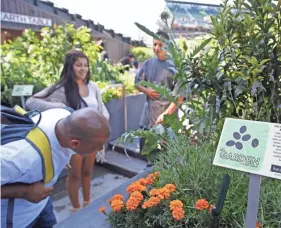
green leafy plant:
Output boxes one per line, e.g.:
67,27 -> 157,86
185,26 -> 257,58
152,135 -> 281,227
100,171 -> 216,228
1,24 -> 99,106
134,0 -> 281,139
131,47 -> 154,62
1,24 -> 140,106
91,58 -> 124,83
112,0 -> 281,227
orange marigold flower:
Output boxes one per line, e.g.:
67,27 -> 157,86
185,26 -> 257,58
169,200 -> 184,211
146,176 -> 154,185
153,172 -> 160,177
149,188 -> 159,196
130,191 -> 144,201
150,188 -> 170,199
126,182 -> 146,194
108,194 -> 124,203
256,221 -> 262,228
98,206 -> 106,213
142,197 -> 161,209
158,187 -> 171,199
137,178 -> 148,186
126,191 -> 144,211
195,199 -> 209,211
110,199 -> 124,212
164,184 -> 176,193
171,207 -> 185,220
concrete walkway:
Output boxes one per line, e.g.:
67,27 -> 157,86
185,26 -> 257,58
52,166 -> 129,223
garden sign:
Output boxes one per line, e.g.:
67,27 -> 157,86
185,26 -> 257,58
213,118 -> 281,228
12,85 -> 34,109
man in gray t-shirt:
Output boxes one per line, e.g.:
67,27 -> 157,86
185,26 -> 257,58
135,30 -> 183,129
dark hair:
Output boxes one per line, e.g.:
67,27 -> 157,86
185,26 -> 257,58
35,50 -> 90,110
156,30 -> 169,40
128,53 -> 135,58
133,60 -> 139,68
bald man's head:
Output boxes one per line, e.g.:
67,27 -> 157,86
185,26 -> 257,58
62,107 -> 110,156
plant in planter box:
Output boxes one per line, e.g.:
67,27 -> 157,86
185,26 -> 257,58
101,86 -> 125,104
118,118 -> 193,164
99,172 -> 217,228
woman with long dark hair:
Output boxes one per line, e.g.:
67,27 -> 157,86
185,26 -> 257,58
26,50 -> 109,213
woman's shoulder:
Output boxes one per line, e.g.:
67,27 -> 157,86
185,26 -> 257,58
49,84 -> 65,96
88,81 -> 100,91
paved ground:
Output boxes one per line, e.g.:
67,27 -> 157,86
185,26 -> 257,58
51,165 -> 129,223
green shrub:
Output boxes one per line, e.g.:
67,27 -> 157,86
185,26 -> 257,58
134,0 -> 281,138
131,47 -> 154,62
1,24 -> 137,106
1,24 -> 100,106
154,136 -> 281,227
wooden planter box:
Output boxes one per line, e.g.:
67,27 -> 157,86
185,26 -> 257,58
126,93 -> 146,131
105,98 -> 125,143
54,167 -> 153,228
104,93 -> 146,149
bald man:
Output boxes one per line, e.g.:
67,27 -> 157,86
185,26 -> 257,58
1,107 -> 110,228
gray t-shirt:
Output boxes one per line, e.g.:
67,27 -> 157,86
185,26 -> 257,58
135,57 -> 179,128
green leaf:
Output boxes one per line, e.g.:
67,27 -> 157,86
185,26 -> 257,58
134,22 -> 161,41
216,71 -> 224,80
189,38 -> 212,58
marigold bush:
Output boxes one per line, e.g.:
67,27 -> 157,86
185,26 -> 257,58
99,172 -> 217,228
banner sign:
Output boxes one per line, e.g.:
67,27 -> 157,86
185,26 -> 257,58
1,12 -> 52,26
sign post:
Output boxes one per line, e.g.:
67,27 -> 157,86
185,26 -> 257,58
245,174 -> 261,227
12,85 -> 34,109
213,118 -> 281,228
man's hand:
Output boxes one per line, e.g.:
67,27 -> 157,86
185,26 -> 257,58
145,88 -> 160,100
24,181 -> 53,203
156,112 -> 166,124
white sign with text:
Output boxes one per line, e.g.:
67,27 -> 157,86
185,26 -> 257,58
1,12 -> 52,26
12,85 -> 34,97
213,118 -> 281,180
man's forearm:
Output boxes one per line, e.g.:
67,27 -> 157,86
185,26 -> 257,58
165,96 -> 184,115
1,183 -> 29,199
136,85 -> 147,94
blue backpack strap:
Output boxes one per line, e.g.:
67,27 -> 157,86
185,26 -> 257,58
6,198 -> 15,228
